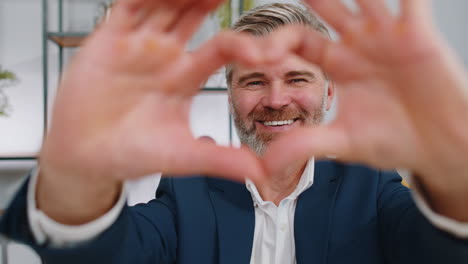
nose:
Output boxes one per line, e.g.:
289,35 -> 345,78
261,82 -> 292,110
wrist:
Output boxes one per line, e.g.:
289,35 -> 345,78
413,170 -> 468,222
36,161 -> 122,225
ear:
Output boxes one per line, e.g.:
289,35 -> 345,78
325,80 -> 335,111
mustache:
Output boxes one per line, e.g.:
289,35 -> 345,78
248,107 -> 309,122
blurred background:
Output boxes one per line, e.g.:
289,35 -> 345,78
0,0 -> 467,263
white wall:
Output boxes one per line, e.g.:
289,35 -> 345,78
0,0 -> 44,157
1,1 -> 468,263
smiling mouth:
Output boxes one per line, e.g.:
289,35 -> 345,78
260,118 -> 299,127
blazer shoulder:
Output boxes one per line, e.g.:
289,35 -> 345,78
316,160 -> 403,193
316,160 -> 382,179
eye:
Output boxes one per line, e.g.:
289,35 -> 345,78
247,81 -> 265,86
288,78 -> 308,84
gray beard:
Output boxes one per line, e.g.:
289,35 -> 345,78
232,100 -> 326,157
234,121 -> 269,156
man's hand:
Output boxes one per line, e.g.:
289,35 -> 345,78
37,0 -> 274,224
263,0 -> 468,220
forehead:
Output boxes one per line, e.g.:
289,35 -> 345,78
231,55 -> 323,80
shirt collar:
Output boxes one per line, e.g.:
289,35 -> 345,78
245,158 -> 315,206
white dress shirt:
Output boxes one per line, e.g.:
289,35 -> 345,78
246,158 -> 314,264
26,161 -> 468,262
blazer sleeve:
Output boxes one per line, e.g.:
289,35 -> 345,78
377,170 -> 468,264
0,176 -> 178,264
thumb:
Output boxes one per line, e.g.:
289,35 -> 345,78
185,32 -> 267,89
262,125 -> 351,176
184,141 -> 267,182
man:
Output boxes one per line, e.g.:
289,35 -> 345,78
1,0 -> 468,263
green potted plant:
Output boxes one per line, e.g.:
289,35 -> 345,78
217,0 -> 255,29
242,0 -> 255,12
0,66 -> 18,117
217,0 -> 232,29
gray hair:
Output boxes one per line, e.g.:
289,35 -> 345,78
226,3 -> 331,85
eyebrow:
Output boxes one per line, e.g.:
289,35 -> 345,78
235,70 -> 317,85
236,72 -> 266,85
285,71 -> 316,79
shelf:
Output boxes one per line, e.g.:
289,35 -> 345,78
201,87 -> 228,92
0,157 -> 37,161
47,32 -> 89,47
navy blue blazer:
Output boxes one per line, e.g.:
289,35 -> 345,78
1,161 -> 467,263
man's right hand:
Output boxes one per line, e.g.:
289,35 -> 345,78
36,0 -> 270,225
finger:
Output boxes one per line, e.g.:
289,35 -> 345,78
108,0 -> 153,32
170,0 -> 225,42
188,142 -> 267,182
139,0 -> 223,35
355,0 -> 393,26
140,2 -> 180,34
265,25 -> 331,65
111,0 -> 215,34
303,0 -> 358,34
400,0 -> 432,23
185,32 -> 266,88
265,25 -> 366,81
136,136 -> 266,181
262,126 -> 352,176
170,6 -> 211,43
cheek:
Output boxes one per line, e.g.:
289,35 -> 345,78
292,90 -> 325,111
231,92 -> 261,118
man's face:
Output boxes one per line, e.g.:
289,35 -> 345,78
229,55 -> 334,156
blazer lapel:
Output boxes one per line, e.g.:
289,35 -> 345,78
207,178 -> 255,264
295,161 -> 342,264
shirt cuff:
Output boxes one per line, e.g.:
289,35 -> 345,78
27,167 -> 128,247
399,169 -> 468,239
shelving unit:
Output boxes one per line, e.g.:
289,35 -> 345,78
47,32 -> 88,47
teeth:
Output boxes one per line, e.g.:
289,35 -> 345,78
263,120 -> 294,126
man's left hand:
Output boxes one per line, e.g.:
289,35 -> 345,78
263,0 -> 468,221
